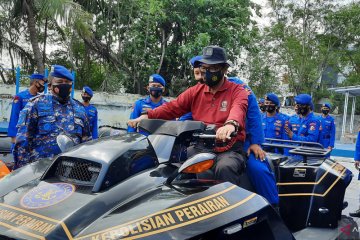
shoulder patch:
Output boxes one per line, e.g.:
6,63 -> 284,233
13,95 -> 20,103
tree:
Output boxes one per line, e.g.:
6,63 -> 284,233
266,0 -> 339,97
7,0 -> 92,74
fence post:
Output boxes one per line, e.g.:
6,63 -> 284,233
15,66 -> 20,94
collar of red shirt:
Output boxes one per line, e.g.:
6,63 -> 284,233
204,78 -> 230,93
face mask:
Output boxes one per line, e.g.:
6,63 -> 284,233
259,105 -> 266,112
266,105 -> 276,113
53,84 -> 72,102
205,70 -> 223,87
82,96 -> 91,102
322,109 -> 329,115
36,82 -> 45,93
299,106 -> 310,115
149,87 -> 163,98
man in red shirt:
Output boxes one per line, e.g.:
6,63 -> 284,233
128,46 -> 248,185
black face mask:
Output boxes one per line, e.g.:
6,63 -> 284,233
36,82 -> 45,93
149,87 -> 163,99
259,105 -> 266,112
82,96 -> 91,102
295,108 -> 300,115
205,70 -> 224,87
266,105 -> 276,113
322,109 -> 330,115
299,106 -> 310,115
53,84 -> 72,102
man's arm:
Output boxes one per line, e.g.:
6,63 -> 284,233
292,120 -> 320,142
81,112 -> 92,142
246,93 -> 264,145
13,103 -> 36,167
355,131 -> 360,161
128,101 -> 142,132
330,118 -> 336,148
226,85 -> 248,133
148,89 -> 192,120
92,108 -> 99,139
8,95 -> 22,140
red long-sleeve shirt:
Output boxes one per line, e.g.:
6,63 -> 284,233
148,79 -> 249,142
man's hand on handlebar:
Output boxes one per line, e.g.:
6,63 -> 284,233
127,115 -> 149,129
216,124 -> 236,142
247,144 -> 266,161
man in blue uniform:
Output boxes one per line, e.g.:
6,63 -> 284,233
285,94 -> 320,142
81,86 -> 98,139
258,98 -> 266,114
349,128 -> 360,217
318,103 -> 336,155
8,74 -> 46,150
179,55 -> 203,121
128,74 -> 167,132
262,93 -> 286,140
287,105 -> 301,135
228,78 -> 279,206
13,65 -> 91,169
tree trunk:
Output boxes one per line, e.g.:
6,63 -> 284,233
157,28 -> 166,73
8,46 -> 16,84
43,17 -> 48,66
24,0 -> 44,74
0,68 -> 7,84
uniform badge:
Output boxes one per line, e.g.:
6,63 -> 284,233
21,183 -> 75,209
220,101 -> 228,111
13,96 -> 19,104
310,126 -> 315,131
149,75 -> 154,83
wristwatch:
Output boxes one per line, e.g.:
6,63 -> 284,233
140,110 -> 148,116
224,120 -> 239,132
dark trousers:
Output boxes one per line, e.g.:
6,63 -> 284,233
187,143 -> 245,186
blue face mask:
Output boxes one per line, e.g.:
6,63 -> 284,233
205,70 -> 224,87
149,87 -> 163,98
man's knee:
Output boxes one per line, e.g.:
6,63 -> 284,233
215,151 -> 245,173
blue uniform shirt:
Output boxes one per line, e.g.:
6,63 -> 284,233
227,78 -> 264,150
178,112 -> 193,121
278,112 -> 289,121
84,104 -> 98,139
291,112 -> 320,142
8,89 -> 37,137
128,96 -> 167,132
355,131 -> 360,161
355,131 -> 360,180
318,115 -> 336,148
262,113 -> 286,139
13,94 -> 91,169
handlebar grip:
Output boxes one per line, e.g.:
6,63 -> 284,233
193,132 -> 238,139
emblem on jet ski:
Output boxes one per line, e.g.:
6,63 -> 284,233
21,183 -> 75,209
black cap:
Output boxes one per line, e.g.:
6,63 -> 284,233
199,45 -> 233,66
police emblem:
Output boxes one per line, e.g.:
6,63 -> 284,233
21,183 -> 75,209
13,96 -> 19,104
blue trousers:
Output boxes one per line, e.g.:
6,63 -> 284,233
246,153 -> 279,205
